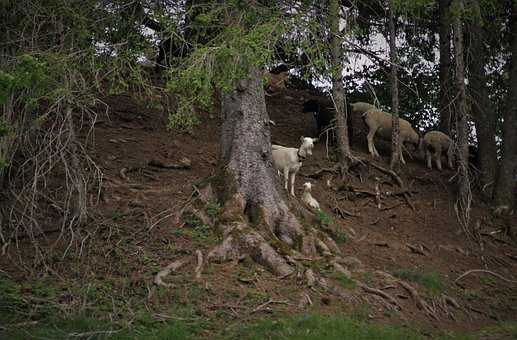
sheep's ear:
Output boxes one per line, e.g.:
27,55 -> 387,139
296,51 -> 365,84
300,136 -> 305,143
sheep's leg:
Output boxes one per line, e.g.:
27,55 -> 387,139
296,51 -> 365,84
435,149 -> 443,171
283,168 -> 289,192
290,170 -> 297,197
399,144 -> 406,164
426,150 -> 432,169
367,130 -> 378,157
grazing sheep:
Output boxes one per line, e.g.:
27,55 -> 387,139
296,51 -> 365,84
301,182 -> 320,210
351,102 -> 419,164
302,99 -> 354,146
272,137 -> 318,197
420,131 -> 454,171
265,64 -> 289,95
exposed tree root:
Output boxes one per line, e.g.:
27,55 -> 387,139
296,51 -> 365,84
194,250 -> 203,281
455,269 -> 517,285
154,258 -> 190,288
357,281 -> 402,310
399,281 -> 437,319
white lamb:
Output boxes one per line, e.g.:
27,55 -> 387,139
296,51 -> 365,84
272,136 -> 317,197
301,182 -> 320,211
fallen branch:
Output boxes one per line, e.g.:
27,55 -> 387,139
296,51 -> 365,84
194,250 -> 203,281
454,269 -> 517,285
148,157 -> 191,170
154,258 -> 190,288
406,243 -> 429,256
251,299 -> 290,314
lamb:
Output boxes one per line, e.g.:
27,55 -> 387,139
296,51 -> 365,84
351,102 -> 420,164
420,130 -> 454,171
301,182 -> 320,211
302,99 -> 354,146
271,136 -> 318,197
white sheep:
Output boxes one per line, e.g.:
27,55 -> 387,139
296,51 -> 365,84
272,137 -> 317,197
420,130 -> 454,171
351,102 -> 419,164
301,182 -> 320,210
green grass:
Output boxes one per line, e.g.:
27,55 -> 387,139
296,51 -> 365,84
225,314 -> 423,340
331,272 -> 356,289
393,269 -> 445,296
1,315 -> 196,340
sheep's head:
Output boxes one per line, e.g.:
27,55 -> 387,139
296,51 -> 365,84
298,136 -> 317,157
303,182 -> 313,191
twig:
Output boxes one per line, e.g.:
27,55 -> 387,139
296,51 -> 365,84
455,269 -> 517,285
194,250 -> 203,281
251,299 -> 289,314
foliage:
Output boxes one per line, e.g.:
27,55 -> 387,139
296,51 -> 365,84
316,210 -> 334,227
166,3 -> 284,131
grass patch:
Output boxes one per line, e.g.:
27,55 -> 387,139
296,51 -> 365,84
331,272 -> 356,289
225,313 -> 422,340
393,269 -> 445,296
1,314 -> 198,340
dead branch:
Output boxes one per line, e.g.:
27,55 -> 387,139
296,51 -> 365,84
194,250 -> 203,281
381,202 -> 403,211
374,180 -> 381,209
455,269 -> 517,285
406,243 -> 429,256
148,158 -> 191,170
154,258 -> 190,288
251,299 -> 290,314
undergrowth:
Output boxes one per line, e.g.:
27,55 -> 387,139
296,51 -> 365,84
393,269 -> 445,296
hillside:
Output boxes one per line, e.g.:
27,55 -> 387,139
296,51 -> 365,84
1,87 -> 517,339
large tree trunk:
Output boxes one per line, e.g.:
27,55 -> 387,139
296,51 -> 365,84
438,0 -> 453,135
388,0 -> 401,171
493,1 -> 517,209
452,0 -> 472,229
329,0 -> 352,175
467,0 -> 497,199
209,68 -> 312,276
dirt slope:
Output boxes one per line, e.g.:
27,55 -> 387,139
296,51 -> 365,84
1,87 -> 517,337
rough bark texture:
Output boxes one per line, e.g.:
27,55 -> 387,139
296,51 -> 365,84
438,0 -> 454,135
212,68 -> 310,275
467,0 -> 497,198
388,0 -> 401,172
494,2 -> 517,208
453,0 -> 471,227
329,0 -> 352,175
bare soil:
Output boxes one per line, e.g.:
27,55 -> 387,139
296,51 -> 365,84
1,87 -> 516,338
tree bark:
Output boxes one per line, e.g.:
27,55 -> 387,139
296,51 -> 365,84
211,68 -> 312,275
452,0 -> 471,228
438,0 -> 453,135
467,0 -> 497,199
329,0 -> 352,176
388,0 -> 401,171
493,1 -> 517,209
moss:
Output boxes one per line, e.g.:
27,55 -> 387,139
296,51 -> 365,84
211,167 -> 238,205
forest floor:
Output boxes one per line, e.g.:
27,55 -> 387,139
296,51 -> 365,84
1,87 -> 517,339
